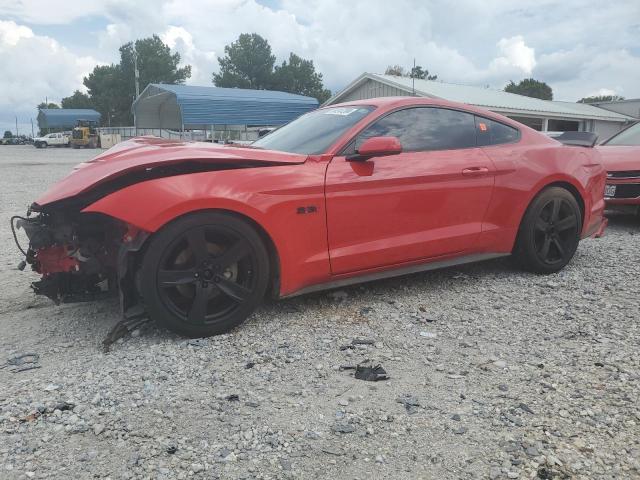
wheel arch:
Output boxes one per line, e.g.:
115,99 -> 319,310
541,181 -> 585,224
513,180 -> 586,253
135,208 -> 282,299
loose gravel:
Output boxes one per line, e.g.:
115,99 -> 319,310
1,145 -> 639,479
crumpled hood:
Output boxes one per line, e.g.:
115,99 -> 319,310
34,137 -> 308,206
596,145 -> 640,172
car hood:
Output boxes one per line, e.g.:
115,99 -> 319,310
596,145 -> 640,172
34,137 -> 308,207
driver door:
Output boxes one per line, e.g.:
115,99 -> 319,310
325,107 -> 496,274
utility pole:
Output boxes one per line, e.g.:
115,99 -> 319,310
15,116 -> 18,136
133,49 -> 140,99
412,58 -> 416,96
31,118 -> 34,138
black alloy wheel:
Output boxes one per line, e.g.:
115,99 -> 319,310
140,212 -> 270,337
514,187 -> 581,274
533,197 -> 579,266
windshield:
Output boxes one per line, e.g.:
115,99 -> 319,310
252,106 -> 375,154
603,122 -> 640,146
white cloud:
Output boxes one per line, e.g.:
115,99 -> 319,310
0,20 -> 98,132
161,26 -> 217,85
0,0 -> 109,24
491,36 -> 536,75
0,20 -> 33,44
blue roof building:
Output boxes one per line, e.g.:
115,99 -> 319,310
37,109 -> 101,131
132,84 -> 319,130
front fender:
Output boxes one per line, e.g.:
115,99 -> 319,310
82,164 -> 331,296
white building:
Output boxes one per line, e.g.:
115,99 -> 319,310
324,73 -> 635,140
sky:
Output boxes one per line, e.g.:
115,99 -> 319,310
1,0 -> 639,135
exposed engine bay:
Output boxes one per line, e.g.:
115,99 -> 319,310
12,208 -> 148,317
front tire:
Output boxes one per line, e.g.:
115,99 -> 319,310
139,212 -> 270,337
513,187 -> 581,274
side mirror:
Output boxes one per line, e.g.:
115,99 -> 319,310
347,136 -> 402,161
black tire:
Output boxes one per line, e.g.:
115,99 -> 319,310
41,142 -> 47,148
139,211 -> 270,337
513,187 -> 581,274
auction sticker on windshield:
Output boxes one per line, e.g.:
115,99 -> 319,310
323,108 -> 361,116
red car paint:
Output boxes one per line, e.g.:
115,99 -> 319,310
33,97 -> 607,297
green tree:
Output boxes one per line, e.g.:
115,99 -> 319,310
120,35 -> 191,95
410,65 -> 437,80
213,33 -> 275,89
578,95 -> 625,104
385,65 -> 405,76
213,34 -> 332,102
272,53 -> 331,103
3,130 -> 12,138
83,35 -> 191,126
504,78 -> 553,100
37,102 -> 59,109
83,64 -> 128,126
61,90 -> 93,109
385,64 -> 437,80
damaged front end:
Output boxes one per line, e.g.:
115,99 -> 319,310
12,206 -> 148,317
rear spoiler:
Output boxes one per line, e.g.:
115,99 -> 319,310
553,132 -> 598,147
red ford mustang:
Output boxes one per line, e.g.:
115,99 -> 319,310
597,122 -> 640,215
13,97 -> 607,337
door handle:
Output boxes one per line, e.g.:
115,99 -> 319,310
462,167 -> 489,176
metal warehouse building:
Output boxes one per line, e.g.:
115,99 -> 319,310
37,109 -> 101,132
590,98 -> 640,120
132,84 -> 318,141
324,73 -> 635,140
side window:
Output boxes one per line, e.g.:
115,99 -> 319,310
475,117 -> 519,146
354,107 -> 477,152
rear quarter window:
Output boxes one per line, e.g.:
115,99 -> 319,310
475,117 -> 520,146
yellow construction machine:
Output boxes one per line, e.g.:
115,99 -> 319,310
70,119 -> 100,148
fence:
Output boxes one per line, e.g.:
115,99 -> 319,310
97,126 -> 266,143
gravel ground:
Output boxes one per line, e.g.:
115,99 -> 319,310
1,145 -> 639,480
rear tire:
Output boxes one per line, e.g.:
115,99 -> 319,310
513,187 -> 581,274
139,212 -> 270,337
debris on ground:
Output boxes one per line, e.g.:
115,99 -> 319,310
2,352 -> 40,372
396,394 -> 421,414
339,361 -> 389,381
355,363 -> 389,381
102,317 -> 152,352
339,338 -> 375,350
331,422 -> 356,434
186,338 -> 208,348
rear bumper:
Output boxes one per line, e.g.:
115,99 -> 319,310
583,215 -> 607,238
594,217 -> 607,238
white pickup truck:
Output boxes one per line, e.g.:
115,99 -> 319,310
33,132 -> 69,148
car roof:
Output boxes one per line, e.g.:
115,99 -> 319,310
328,96 -> 522,126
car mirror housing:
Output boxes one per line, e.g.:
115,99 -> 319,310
347,136 -> 402,161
